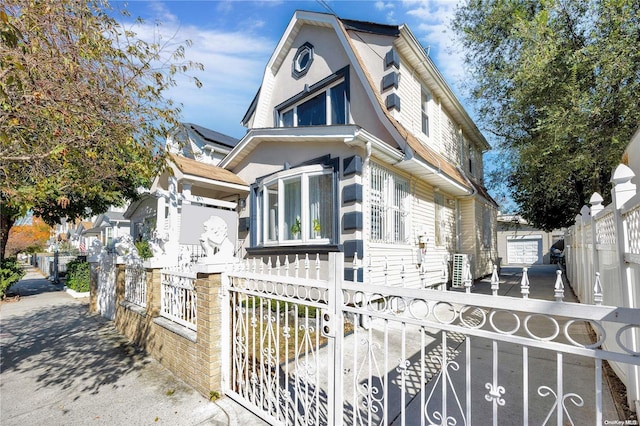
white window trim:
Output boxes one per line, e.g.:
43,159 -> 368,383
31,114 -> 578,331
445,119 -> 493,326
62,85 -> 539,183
278,78 -> 346,127
258,165 -> 333,246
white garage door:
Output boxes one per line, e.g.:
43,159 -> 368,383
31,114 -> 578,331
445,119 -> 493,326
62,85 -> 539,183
507,237 -> 542,265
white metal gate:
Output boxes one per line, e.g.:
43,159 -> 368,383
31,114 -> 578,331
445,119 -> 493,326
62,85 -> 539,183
222,253 -> 640,425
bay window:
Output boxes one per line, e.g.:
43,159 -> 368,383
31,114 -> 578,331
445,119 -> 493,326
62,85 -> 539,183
255,165 -> 334,245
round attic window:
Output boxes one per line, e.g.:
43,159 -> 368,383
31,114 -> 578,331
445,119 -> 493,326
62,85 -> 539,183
293,42 -> 314,78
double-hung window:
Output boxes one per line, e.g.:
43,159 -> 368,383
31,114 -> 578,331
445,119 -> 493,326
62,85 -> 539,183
370,163 -> 410,244
255,165 -> 334,245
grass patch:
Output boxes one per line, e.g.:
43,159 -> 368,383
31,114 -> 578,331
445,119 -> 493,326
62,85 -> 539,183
235,294 -> 353,366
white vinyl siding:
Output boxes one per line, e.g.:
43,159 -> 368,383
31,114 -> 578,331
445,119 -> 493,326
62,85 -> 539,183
441,112 -> 459,165
483,204 -> 492,248
367,180 -> 454,288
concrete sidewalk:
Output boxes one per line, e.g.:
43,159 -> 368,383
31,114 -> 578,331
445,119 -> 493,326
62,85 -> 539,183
0,264 -> 267,426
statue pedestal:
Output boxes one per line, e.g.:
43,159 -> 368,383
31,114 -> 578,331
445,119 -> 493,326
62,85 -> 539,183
192,260 -> 239,275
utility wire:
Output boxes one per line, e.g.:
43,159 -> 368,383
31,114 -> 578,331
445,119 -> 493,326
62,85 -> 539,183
316,0 -> 337,15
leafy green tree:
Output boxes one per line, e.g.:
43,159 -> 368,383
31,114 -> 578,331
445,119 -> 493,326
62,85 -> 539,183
452,0 -> 640,230
0,0 -> 202,259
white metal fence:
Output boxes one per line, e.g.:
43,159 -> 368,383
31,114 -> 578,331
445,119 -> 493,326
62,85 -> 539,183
565,163 -> 640,412
160,269 -> 197,330
124,264 -> 147,307
222,252 -> 640,425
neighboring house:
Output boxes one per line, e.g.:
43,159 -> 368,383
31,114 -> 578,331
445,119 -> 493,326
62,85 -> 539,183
84,207 -> 130,249
125,124 -> 249,264
73,220 -> 97,252
496,215 -> 564,266
61,206 -> 131,253
167,122 -> 239,166
220,11 -> 499,284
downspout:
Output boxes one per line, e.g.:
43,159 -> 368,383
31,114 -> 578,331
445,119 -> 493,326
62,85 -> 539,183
363,138 -> 372,268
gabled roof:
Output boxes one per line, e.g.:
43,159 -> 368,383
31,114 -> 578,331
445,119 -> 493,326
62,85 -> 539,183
74,221 -> 97,236
235,10 -> 494,199
168,154 -> 248,189
183,122 -> 239,150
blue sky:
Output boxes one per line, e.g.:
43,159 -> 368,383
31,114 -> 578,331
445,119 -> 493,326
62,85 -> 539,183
113,0 -> 470,140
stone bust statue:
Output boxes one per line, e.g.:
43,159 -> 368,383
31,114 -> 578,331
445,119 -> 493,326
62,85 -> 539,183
199,215 -> 234,263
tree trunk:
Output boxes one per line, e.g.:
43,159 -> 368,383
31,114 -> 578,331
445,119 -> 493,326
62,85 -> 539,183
1,210 -> 15,262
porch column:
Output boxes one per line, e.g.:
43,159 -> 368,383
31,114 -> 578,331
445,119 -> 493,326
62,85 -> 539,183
166,176 -> 180,260
156,195 -> 166,240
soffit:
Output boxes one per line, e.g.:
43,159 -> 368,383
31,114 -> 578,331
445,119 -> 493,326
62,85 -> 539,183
221,125 -> 397,170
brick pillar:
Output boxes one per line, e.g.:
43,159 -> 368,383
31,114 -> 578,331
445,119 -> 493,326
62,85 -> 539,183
194,272 -> 224,397
89,262 -> 99,313
147,268 -> 162,317
115,264 -> 126,306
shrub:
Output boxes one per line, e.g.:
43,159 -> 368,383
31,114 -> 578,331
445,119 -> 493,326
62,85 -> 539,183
66,259 -> 90,292
0,258 -> 25,298
134,240 -> 153,260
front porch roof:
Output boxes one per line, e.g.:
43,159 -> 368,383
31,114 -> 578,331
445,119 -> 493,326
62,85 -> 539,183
168,154 -> 249,193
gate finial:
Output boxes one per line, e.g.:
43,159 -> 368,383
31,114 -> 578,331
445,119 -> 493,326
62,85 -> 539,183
464,265 -> 473,293
490,264 -> 499,296
554,269 -> 564,301
593,272 -> 603,305
520,267 -> 530,299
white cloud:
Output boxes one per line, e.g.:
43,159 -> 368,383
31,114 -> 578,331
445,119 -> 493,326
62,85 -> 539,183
119,12 -> 276,138
400,0 -> 466,91
145,1 -> 179,25
375,1 -> 394,10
